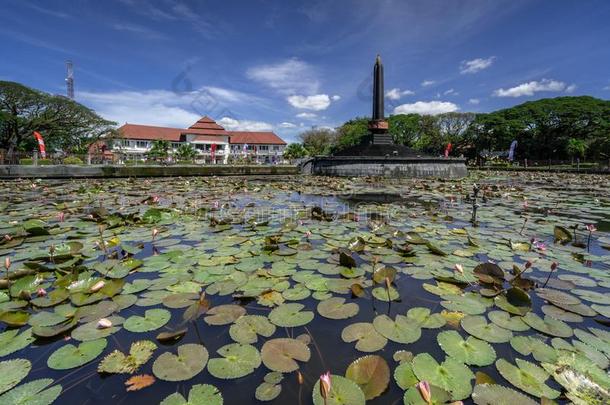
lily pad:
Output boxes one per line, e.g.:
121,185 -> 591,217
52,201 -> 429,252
341,322 -> 388,352
160,384 -> 223,405
312,374 -> 365,405
317,297 -> 359,319
47,339 -> 107,370
437,330 -> 496,366
406,307 -> 446,329
411,352 -> 474,400
403,384 -> 451,405
204,305 -> 246,326
0,328 -> 35,357
495,358 -> 559,399
522,312 -> 573,337
255,381 -> 281,402
345,355 -> 390,400
124,308 -> 171,332
261,338 -> 310,372
461,315 -> 513,343
394,362 -> 418,390
0,378 -> 62,405
373,314 -> 421,344
207,343 -> 261,379
229,315 -> 276,344
510,335 -> 557,363
269,303 -> 314,327
487,310 -> 530,331
0,359 -> 31,394
472,383 -> 538,405
152,343 -> 208,381
98,340 -> 157,374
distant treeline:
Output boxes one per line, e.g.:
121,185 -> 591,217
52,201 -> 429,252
285,96 -> 610,161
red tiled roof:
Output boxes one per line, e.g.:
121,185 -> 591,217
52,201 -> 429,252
227,131 -> 286,145
188,116 -> 228,135
119,124 -> 183,141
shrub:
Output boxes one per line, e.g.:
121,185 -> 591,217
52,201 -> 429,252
63,156 -> 83,165
38,159 -> 52,165
19,158 -> 33,165
19,158 -> 52,165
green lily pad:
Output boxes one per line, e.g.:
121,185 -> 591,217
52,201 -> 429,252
124,308 -> 171,332
71,316 -> 124,341
0,378 -> 62,405
510,335 -> 557,363
373,314 -> 421,344
437,330 -> 496,366
403,384 -> 451,405
0,328 -> 35,357
341,322 -> 388,352
394,362 -> 418,390
47,339 -> 107,370
0,359 -> 31,394
317,297 -> 359,319
495,358 -> 559,399
204,305 -> 246,326
345,355 -> 390,400
98,340 -> 156,374
160,384 -> 223,405
269,303 -> 314,327
152,343 -> 208,381
406,307 -> 446,329
487,310 -> 530,331
207,343 -> 261,379
229,315 -> 276,344
255,381 -> 281,402
461,315 -> 513,343
541,304 -> 584,322
261,338 -> 310,372
522,312 -> 573,337
312,374 -> 365,405
472,383 -> 538,405
411,352 -> 474,400
372,286 -> 400,301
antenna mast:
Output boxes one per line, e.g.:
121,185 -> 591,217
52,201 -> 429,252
66,60 -> 74,99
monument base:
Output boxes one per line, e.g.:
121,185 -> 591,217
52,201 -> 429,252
301,156 -> 468,178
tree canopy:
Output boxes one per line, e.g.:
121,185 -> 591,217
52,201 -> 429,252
0,81 -> 116,154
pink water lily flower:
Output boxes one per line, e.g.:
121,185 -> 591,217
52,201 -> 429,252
454,263 -> 464,275
57,212 -> 65,222
97,318 -> 112,329
36,288 -> 47,297
416,380 -> 432,404
319,371 -> 332,401
152,228 -> 159,240
4,257 -> 10,270
586,224 -> 597,232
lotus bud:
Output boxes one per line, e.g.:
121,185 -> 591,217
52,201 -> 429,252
4,257 -> 10,270
36,287 -> 47,297
305,230 -> 312,239
152,228 -> 159,240
385,277 -> 392,290
454,263 -> 464,275
586,224 -> 597,232
57,212 -> 65,222
97,318 -> 112,329
319,371 -> 331,400
525,260 -> 532,269
297,370 -> 304,385
4,234 -> 12,241
416,381 -> 432,404
90,280 -> 105,293
550,262 -> 558,271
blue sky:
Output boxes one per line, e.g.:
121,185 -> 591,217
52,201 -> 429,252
2,0 -> 610,142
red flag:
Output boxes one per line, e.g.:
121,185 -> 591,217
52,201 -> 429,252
444,142 -> 452,158
210,143 -> 217,161
33,131 -> 46,158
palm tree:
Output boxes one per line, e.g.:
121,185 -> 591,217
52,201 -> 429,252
147,140 -> 170,162
175,143 -> 197,162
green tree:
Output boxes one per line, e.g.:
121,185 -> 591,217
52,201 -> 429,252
299,128 -> 336,156
175,143 -> 197,161
335,117 -> 368,151
388,114 -> 420,146
565,138 -> 587,163
0,81 -> 115,154
147,140 -> 170,161
283,143 -> 307,159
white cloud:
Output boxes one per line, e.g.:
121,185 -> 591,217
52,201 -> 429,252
331,95 -> 341,101
111,23 -> 166,39
287,94 -> 331,110
493,79 -> 568,97
460,57 -> 495,74
604,85 -> 610,91
393,101 -> 459,115
296,112 -> 317,119
385,88 -> 415,100
217,117 -> 273,131
468,98 -> 480,105
565,84 -> 577,93
246,58 -> 319,95
278,122 -> 297,128
443,88 -> 458,96
421,80 -> 436,87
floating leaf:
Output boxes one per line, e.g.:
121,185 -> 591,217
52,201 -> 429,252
411,353 -> 474,400
373,314 -> 421,344
152,343 -> 208,381
269,303 -> 314,327
341,322 -> 387,352
403,384 -> 451,405
261,338 -> 310,372
472,383 -> 538,405
204,305 -> 246,326
47,339 -> 107,370
522,312 -> 573,337
160,384 -> 223,405
71,316 -> 123,341
406,307 -> 446,329
125,374 -> 155,391
317,297 -> 359,319
510,336 -> 557,363
124,309 -> 170,332
0,328 -> 35,357
461,315 -> 513,343
487,310 -> 529,331
98,340 -> 156,374
494,287 -> 532,316
437,330 -> 496,366
255,381 -> 281,401
496,358 -> 559,399
474,262 -> 505,284
554,225 -> 572,244
207,343 -> 261,379
229,315 -> 275,344
312,374 -> 365,405
345,355 -> 390,400
394,362 -> 418,390
0,378 -> 62,405
156,327 -> 187,343
0,359 -> 31,394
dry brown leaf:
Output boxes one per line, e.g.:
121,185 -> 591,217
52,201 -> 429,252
125,374 -> 155,391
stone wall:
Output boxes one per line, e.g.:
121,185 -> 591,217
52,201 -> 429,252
302,156 -> 468,178
0,164 -> 299,179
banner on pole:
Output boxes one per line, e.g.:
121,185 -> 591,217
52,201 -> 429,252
211,143 -> 217,161
33,131 -> 46,158
444,142 -> 452,158
508,140 -> 518,161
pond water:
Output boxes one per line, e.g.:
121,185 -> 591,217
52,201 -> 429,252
0,172 -> 609,405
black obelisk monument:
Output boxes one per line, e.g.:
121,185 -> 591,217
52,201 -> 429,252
369,55 -> 392,145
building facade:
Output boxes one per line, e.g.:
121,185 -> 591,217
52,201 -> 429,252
110,117 -> 286,164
